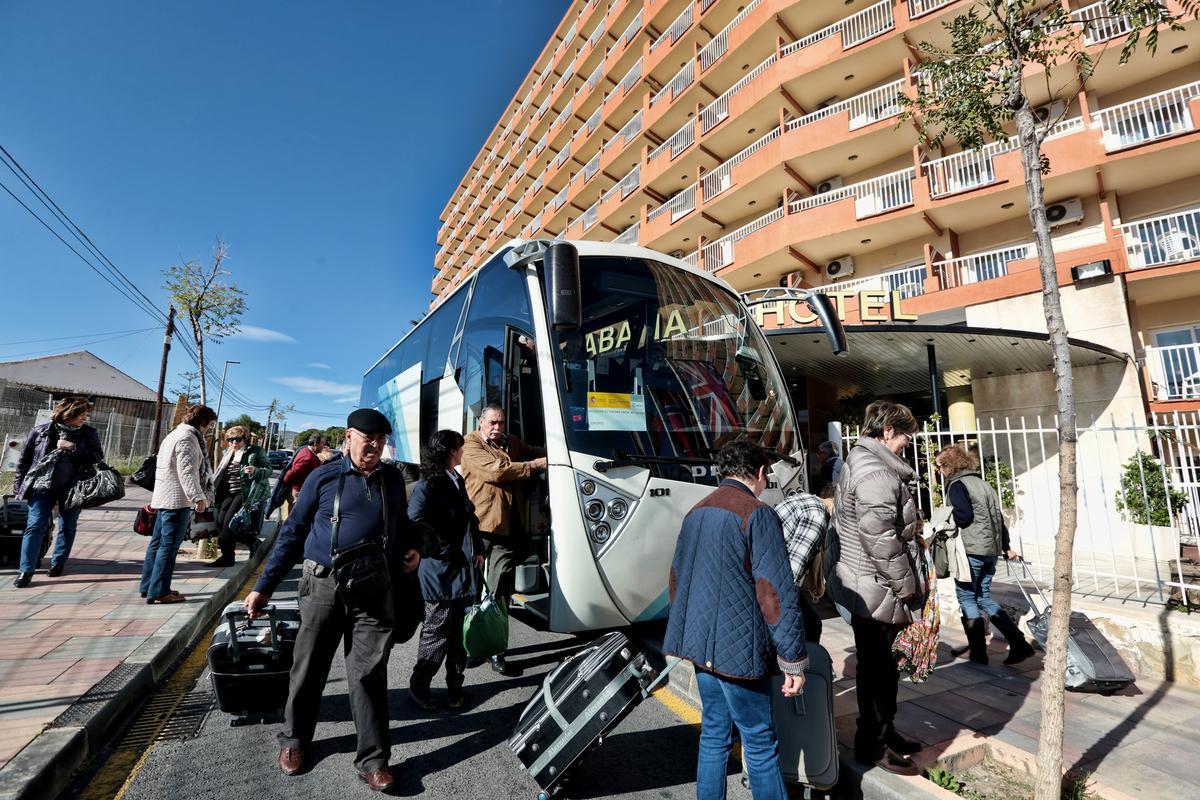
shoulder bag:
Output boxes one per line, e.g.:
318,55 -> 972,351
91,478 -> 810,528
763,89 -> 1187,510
462,547 -> 508,659
330,471 -> 392,605
65,461 -> 126,510
130,454 -> 156,491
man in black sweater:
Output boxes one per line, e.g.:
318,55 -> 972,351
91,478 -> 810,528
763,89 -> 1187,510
246,408 -> 421,791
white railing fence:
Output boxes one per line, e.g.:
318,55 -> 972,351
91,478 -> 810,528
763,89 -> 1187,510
934,242 -> 1034,289
786,79 -> 905,132
925,118 -> 1082,197
699,0 -> 762,72
648,120 -> 696,162
1119,205 -> 1200,270
1096,80 -> 1200,151
836,412 -> 1200,606
701,126 -> 781,201
1071,0 -> 1133,45
651,4 -> 693,52
700,54 -> 776,132
811,262 -> 928,299
1147,343 -> 1200,401
612,221 -> 640,245
907,0 -> 956,20
781,0 -> 894,56
689,207 -> 785,272
789,168 -> 915,218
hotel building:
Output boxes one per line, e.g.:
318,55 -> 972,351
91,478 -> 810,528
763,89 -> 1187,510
432,0 -> 1199,475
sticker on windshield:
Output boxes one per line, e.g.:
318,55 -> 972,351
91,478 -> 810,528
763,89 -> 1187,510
587,392 -> 647,431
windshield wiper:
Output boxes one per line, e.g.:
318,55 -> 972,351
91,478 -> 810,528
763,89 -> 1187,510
593,452 -> 716,474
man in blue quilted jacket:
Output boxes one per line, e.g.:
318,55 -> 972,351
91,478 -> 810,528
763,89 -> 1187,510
664,441 -> 807,800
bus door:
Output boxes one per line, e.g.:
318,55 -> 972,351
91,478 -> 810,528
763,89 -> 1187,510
502,327 -> 552,607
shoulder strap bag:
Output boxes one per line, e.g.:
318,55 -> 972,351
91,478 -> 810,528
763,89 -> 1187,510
330,471 -> 392,604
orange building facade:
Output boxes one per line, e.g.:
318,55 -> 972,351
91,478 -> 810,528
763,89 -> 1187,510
433,0 -> 1200,428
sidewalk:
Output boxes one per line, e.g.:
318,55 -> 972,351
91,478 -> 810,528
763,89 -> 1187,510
0,486 -> 275,800
661,601 -> 1200,800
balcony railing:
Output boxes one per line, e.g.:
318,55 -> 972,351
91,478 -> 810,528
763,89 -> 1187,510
618,57 -> 644,95
551,184 -> 569,210
608,110 -> 643,151
811,262 -> 929,299
702,126 -> 782,201
613,222 -> 640,245
1071,1 -> 1132,45
648,184 -> 698,223
583,150 -> 602,181
602,164 -> 642,203
1149,342 -> 1200,401
648,120 -> 696,162
651,60 -> 695,107
620,9 -> 643,48
786,79 -> 905,132
1120,206 -> 1200,270
925,117 -> 1082,197
651,4 -> 693,52
781,0 -> 894,56
698,0 -> 763,72
789,168 -> 916,218
700,54 -> 776,132
907,0 -> 956,19
581,201 -> 601,231
1096,80 -> 1200,151
685,208 -> 785,272
934,242 -> 1034,289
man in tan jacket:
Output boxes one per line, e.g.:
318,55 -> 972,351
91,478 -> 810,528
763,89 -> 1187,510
461,404 -> 546,675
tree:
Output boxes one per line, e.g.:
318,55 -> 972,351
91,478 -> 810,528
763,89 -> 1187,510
169,370 -> 201,403
222,413 -> 264,440
293,428 -> 322,448
899,3 -> 1193,796
162,240 -> 247,406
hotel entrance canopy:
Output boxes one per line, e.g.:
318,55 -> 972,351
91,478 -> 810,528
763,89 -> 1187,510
764,325 -> 1129,395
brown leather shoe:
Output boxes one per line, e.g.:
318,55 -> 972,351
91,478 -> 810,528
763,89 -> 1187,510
358,766 -> 395,792
278,746 -> 304,776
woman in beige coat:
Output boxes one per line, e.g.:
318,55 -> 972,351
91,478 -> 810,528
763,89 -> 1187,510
830,401 -> 926,776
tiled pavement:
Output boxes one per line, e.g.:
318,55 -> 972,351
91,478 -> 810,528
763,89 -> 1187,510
0,486 -> 263,773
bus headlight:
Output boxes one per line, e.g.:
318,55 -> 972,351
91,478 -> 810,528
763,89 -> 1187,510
591,522 -> 611,543
608,498 -> 628,520
580,479 -> 596,496
585,499 -> 605,521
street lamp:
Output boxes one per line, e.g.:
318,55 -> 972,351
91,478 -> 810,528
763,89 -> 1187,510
214,360 -> 240,463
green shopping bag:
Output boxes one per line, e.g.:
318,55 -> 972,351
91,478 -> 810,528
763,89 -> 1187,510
462,588 -> 509,659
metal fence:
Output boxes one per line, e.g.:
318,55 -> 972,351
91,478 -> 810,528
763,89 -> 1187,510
836,412 -> 1200,607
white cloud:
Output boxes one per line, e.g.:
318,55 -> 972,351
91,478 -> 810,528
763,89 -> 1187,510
306,362 -> 332,370
232,325 -> 297,344
335,396 -> 358,405
273,376 -> 359,396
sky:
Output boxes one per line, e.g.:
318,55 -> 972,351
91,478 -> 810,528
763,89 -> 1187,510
0,0 -> 568,433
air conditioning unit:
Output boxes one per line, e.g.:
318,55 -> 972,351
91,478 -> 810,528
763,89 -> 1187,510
1046,197 -> 1084,228
778,271 -> 802,288
1032,100 -> 1066,125
816,176 -> 844,194
824,256 -> 855,280
669,249 -> 686,259
816,96 -> 840,110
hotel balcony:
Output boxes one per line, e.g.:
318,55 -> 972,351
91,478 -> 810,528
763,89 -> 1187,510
1120,205 -> 1200,271
1147,342 -> 1200,401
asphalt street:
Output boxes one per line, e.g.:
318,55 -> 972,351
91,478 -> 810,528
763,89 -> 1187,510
105,568 -> 752,800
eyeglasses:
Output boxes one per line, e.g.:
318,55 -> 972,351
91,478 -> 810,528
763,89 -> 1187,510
226,437 -> 244,443
352,431 -> 388,445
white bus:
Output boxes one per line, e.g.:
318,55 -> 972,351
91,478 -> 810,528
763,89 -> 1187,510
362,240 -> 843,632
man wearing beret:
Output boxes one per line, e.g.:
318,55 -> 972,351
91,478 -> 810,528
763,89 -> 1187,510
245,408 -> 422,791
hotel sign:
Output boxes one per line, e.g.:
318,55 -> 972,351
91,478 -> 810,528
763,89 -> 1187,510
751,290 -> 918,328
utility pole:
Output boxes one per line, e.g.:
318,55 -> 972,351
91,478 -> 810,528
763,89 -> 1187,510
213,359 -> 240,465
151,306 -> 176,451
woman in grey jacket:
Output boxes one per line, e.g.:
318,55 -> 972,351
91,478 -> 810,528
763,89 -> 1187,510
830,401 -> 925,776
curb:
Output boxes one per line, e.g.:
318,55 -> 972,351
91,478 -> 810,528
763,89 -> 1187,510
0,521 -> 279,800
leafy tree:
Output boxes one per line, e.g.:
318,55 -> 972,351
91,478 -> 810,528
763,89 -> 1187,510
293,428 -> 322,448
1115,451 -> 1190,526
900,3 -> 1193,795
222,414 -> 264,439
324,426 -> 346,446
162,239 -> 247,406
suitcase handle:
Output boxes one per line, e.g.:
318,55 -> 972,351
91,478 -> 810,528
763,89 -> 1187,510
224,605 -> 280,663
1006,559 -> 1053,618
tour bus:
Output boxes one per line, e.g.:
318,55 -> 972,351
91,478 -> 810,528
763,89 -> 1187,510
362,240 -> 843,632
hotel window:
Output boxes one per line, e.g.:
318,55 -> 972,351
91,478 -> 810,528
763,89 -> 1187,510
1151,325 -> 1200,400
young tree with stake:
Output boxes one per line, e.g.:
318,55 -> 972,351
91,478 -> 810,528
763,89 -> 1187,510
899,1 -> 1195,795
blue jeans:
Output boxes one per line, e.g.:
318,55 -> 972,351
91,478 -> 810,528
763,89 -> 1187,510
695,670 -> 786,800
140,508 -> 192,599
955,555 -> 1002,619
19,491 -> 81,573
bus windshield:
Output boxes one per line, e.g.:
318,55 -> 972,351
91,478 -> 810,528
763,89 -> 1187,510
554,256 -> 796,475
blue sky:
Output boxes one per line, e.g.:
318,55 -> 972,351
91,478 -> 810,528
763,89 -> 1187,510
0,0 -> 567,432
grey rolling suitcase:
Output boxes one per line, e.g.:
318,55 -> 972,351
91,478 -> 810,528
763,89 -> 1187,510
769,642 -> 839,792
1013,564 -> 1134,694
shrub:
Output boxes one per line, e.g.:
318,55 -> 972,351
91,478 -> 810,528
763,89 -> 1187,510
1115,451 -> 1189,526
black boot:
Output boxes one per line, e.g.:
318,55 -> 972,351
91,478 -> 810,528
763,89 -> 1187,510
962,616 -> 988,664
409,660 -> 438,710
206,553 -> 235,568
990,612 -> 1036,666
12,572 -> 32,588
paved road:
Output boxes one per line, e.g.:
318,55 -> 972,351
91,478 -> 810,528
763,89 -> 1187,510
105,570 -> 751,800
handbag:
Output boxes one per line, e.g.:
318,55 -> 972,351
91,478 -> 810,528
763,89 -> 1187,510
462,564 -> 509,659
65,462 -> 126,510
130,455 -> 156,491
187,510 -> 218,541
330,472 -> 392,604
134,505 -> 158,536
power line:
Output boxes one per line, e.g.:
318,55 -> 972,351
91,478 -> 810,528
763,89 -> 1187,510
0,328 -> 164,360
0,327 -> 159,346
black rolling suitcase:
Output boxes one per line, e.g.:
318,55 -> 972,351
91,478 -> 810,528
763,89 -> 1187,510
1012,563 -> 1135,694
1,496 -> 51,565
509,631 -> 677,799
208,601 -> 301,723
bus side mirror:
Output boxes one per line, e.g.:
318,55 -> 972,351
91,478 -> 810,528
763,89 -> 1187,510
546,242 -> 581,331
805,293 -> 848,356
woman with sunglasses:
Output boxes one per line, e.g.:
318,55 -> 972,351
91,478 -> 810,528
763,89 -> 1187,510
209,425 -> 270,566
